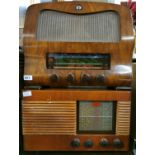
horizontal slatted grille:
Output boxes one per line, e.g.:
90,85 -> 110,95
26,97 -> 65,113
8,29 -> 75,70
22,101 -> 76,135
36,10 -> 120,42
116,101 -> 131,135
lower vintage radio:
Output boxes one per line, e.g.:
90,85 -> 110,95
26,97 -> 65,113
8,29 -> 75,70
22,89 -> 131,151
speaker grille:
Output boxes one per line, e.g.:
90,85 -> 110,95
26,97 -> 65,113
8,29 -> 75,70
116,101 -> 131,135
22,101 -> 76,135
36,10 -> 120,42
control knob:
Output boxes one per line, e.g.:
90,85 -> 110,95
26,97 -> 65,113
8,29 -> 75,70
71,138 -> 80,147
96,74 -> 105,82
81,74 -> 91,82
66,73 -> 75,83
100,138 -> 109,147
50,74 -> 59,82
113,138 -> 122,148
84,139 -> 93,148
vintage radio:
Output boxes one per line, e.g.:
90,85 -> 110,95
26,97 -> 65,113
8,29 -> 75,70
22,89 -> 131,151
22,1 -> 134,152
23,1 -> 134,88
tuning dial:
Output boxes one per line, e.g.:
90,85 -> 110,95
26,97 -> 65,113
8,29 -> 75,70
113,138 -> 122,148
66,73 -> 75,83
50,74 -> 59,82
84,139 -> 93,148
81,74 -> 91,82
71,138 -> 80,147
96,74 -> 105,82
100,138 -> 109,147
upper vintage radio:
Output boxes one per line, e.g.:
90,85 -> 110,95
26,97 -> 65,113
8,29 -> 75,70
23,1 -> 134,87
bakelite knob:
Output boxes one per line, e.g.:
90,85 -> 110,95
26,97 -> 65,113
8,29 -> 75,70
66,73 -> 75,83
81,74 -> 91,82
71,138 -> 80,147
100,138 -> 109,147
50,74 -> 59,82
96,74 -> 105,82
113,138 -> 122,148
84,139 -> 93,148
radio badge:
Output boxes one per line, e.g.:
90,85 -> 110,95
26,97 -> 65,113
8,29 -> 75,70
75,5 -> 83,11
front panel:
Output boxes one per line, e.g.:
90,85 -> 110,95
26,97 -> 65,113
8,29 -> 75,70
22,90 -> 131,151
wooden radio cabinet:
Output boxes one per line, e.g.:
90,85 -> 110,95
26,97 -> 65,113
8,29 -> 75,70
22,1 -> 134,152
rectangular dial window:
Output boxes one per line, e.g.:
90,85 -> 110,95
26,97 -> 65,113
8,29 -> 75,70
78,101 -> 115,133
47,53 -> 110,70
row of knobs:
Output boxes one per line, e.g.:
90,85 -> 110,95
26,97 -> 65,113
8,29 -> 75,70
50,74 -> 104,83
71,138 -> 122,148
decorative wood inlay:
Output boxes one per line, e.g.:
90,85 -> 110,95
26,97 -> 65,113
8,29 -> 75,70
116,101 -> 131,135
22,101 -> 76,135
